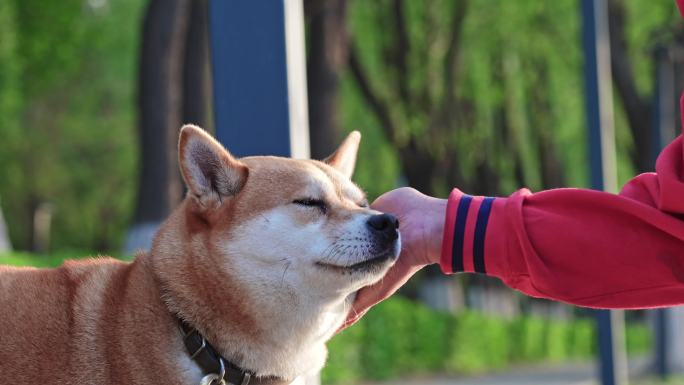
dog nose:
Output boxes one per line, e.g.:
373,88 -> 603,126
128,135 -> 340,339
366,213 -> 399,240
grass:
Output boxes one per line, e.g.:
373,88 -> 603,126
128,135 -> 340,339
633,377 -> 684,385
0,251 -> 129,268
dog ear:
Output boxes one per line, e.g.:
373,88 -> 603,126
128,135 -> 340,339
178,124 -> 248,207
323,131 -> 361,179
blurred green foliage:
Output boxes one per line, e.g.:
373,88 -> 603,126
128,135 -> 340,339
446,310 -> 511,373
321,320 -> 366,385
509,315 -> 548,361
0,0 -> 680,253
626,322 -> 653,354
360,297 -> 414,379
345,0 -> 679,197
0,1 -> 20,132
568,318 -> 596,358
0,0 -> 144,252
412,302 -> 452,371
323,297 -> 651,384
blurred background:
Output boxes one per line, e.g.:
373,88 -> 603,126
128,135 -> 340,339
1,0 -> 683,384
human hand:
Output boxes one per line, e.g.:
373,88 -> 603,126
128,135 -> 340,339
339,187 -> 447,330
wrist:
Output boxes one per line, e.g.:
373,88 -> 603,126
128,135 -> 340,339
438,188 -> 463,274
424,197 -> 447,265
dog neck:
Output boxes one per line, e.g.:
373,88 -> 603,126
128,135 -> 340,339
150,206 -> 352,381
161,273 -> 350,381
178,318 -> 292,385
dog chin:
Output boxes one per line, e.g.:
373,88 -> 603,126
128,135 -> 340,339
316,239 -> 401,277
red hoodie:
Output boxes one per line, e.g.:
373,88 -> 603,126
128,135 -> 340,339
440,13 -> 684,308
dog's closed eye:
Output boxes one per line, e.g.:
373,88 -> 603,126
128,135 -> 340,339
293,198 -> 327,214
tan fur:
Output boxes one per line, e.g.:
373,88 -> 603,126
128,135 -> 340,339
0,126 -> 398,385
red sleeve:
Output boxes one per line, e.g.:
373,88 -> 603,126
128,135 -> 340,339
440,95 -> 684,309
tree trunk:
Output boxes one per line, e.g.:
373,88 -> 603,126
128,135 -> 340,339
399,141 -> 436,193
183,0 -> 210,131
306,0 -> 348,159
675,54 -> 684,134
133,0 -> 191,226
608,0 -> 653,173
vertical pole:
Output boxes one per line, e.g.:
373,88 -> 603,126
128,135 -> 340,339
581,0 -> 628,385
208,1 -> 314,384
581,0 -> 617,193
283,0 -> 310,159
652,45 -> 678,380
208,0 -> 309,158
655,309 -> 669,378
653,47 -> 677,155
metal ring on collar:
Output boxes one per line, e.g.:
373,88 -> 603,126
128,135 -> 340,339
218,357 -> 226,380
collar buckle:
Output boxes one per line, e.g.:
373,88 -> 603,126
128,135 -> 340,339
179,318 -> 252,385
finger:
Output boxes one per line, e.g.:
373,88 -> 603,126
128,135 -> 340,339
338,261 -> 421,333
338,265 -> 411,332
337,260 -> 423,333
337,309 -> 369,333
370,191 -> 400,213
371,187 -> 420,212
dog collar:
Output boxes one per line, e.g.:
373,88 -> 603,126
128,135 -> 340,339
179,319 -> 253,385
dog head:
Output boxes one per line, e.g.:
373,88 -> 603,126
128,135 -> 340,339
152,125 -> 399,380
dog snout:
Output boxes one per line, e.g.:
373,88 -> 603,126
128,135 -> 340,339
366,213 -> 399,241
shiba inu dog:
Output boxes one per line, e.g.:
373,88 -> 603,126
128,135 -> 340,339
0,125 -> 400,385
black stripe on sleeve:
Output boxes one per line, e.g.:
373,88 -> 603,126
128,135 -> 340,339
473,197 -> 494,274
451,195 -> 472,273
